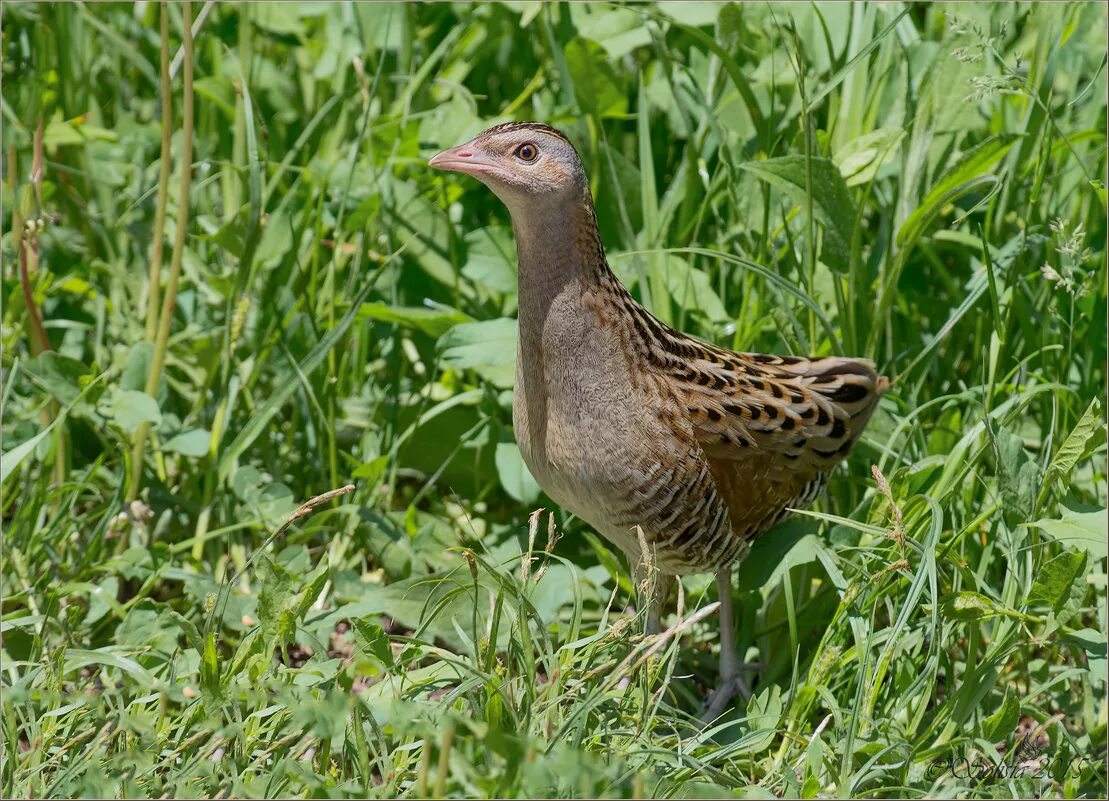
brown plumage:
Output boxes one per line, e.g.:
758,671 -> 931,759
430,122 -> 887,718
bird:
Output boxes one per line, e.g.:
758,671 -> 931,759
429,121 -> 888,719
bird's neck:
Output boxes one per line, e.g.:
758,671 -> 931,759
511,190 -> 616,327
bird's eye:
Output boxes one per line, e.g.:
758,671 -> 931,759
514,143 -> 539,162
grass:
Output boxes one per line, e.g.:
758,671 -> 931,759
2,2 -> 1106,798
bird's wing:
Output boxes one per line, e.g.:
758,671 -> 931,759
604,280 -> 887,539
676,348 -> 887,469
640,323 -> 888,534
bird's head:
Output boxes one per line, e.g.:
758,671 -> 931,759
429,122 -> 587,213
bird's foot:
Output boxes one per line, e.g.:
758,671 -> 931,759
701,667 -> 759,723
701,676 -> 750,723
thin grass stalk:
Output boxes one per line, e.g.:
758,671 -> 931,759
144,2 -> 173,342
16,120 -> 50,358
18,238 -> 49,358
22,119 -> 70,486
128,1 -> 194,505
797,40 -> 817,350
433,723 -> 454,797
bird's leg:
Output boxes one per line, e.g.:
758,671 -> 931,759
634,554 -> 670,635
634,529 -> 673,635
703,567 -> 751,721
644,573 -> 674,635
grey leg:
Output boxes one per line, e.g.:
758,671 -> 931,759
647,596 -> 662,636
633,534 -> 673,636
703,567 -> 750,721
644,573 -> 673,635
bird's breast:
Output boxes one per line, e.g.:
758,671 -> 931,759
512,290 -> 651,511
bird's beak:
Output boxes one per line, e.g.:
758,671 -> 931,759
428,143 -> 499,177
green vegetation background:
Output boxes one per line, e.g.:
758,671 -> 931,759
2,2 -> 1106,798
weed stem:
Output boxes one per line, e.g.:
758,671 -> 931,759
144,2 -> 174,342
128,0 -> 194,506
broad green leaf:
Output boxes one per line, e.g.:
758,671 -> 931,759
357,511 -> 415,581
169,610 -> 205,655
438,318 -> 518,388
107,390 -> 161,433
0,615 -> 44,633
64,648 -> 154,685
228,627 -> 268,684
257,555 -> 330,649
256,555 -> 300,645
896,134 -> 1019,250
462,226 -> 517,295
656,1 -> 721,26
202,630 -> 221,691
358,301 -> 472,339
495,441 -> 540,504
565,37 -> 626,117
292,560 -> 331,624
582,531 -> 627,593
990,426 -> 1038,524
568,6 -> 652,59
1043,399 -> 1104,493
740,156 -> 857,272
663,255 -> 728,323
117,603 -> 179,655
982,686 -> 1020,742
352,455 -> 390,483
748,683 -> 783,730
252,3 -> 304,34
801,776 -> 821,800
833,127 -> 905,186
120,342 -> 154,392
22,353 -> 93,406
231,468 -> 295,527
255,207 -> 293,269
44,118 -> 117,147
918,135 -> 1020,217
1064,628 -> 1107,684
804,731 -> 825,784
85,577 -> 121,625
2,426 -> 54,485
939,591 -> 1025,622
1091,179 -> 1107,208
724,684 -> 783,755
737,520 -> 820,593
1028,508 -> 1108,561
352,617 -> 394,674
1027,549 -> 1088,632
161,429 -> 211,458
343,195 -> 381,233
201,212 -> 246,259
43,120 -> 87,147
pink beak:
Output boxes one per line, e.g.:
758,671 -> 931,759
428,142 -> 499,177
